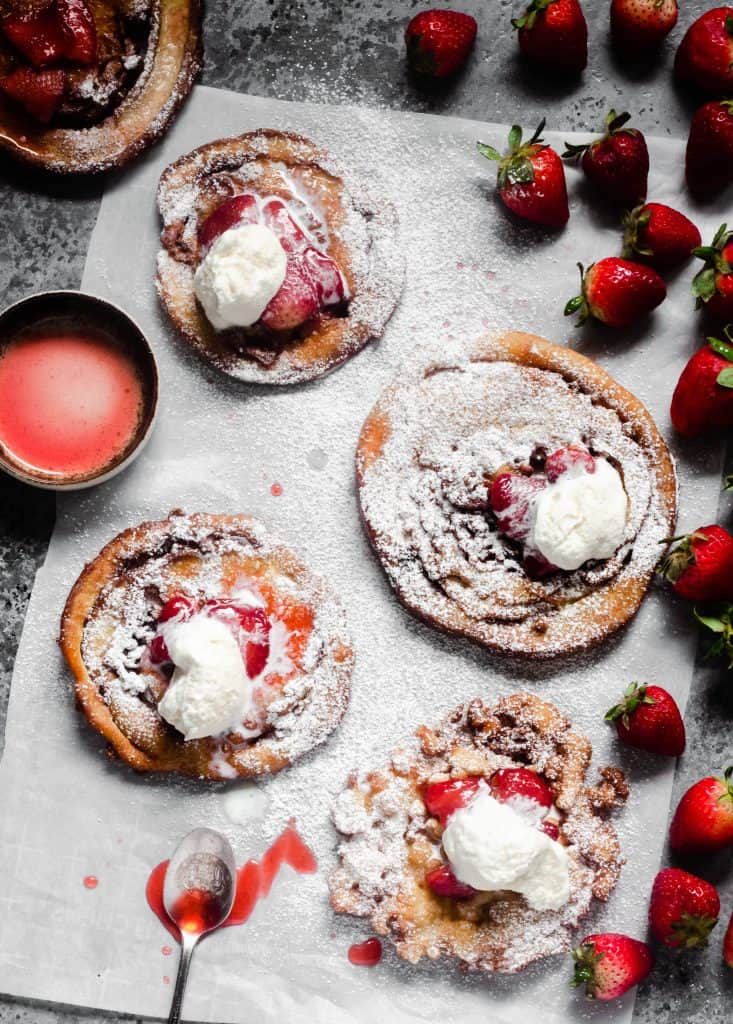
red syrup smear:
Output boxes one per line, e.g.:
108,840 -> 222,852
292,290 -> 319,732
270,482 -> 283,496
348,938 -> 382,967
83,875 -> 98,890
146,824 -> 317,943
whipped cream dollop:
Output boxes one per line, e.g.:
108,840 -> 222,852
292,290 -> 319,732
441,787 -> 570,911
157,613 -> 252,740
531,458 -> 628,571
194,223 -> 287,330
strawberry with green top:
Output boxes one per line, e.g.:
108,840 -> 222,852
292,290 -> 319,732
477,121 -> 569,229
686,100 -> 733,200
649,868 -> 720,950
695,604 -> 733,668
675,7 -> 733,97
405,10 -> 477,78
622,203 -> 700,269
605,682 -> 685,757
571,933 -> 653,1000
692,225 -> 733,323
670,767 -> 733,854
512,0 -> 588,75
670,330 -> 733,436
658,525 -> 733,602
564,258 -> 665,327
610,0 -> 678,54
563,110 -> 649,209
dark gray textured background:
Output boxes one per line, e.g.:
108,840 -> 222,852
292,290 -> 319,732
0,1 -> 731,1021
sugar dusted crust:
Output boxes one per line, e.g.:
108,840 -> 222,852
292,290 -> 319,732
330,692 -> 628,974
156,129 -> 404,385
357,332 -> 678,658
0,1 -> 202,175
59,511 -> 354,779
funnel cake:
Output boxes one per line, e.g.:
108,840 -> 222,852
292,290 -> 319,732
0,2 -> 202,174
357,332 -> 677,658
330,693 -> 628,973
59,511 -> 353,779
156,129 -> 404,385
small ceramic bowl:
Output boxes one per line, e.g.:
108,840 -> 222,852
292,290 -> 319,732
0,290 -> 158,490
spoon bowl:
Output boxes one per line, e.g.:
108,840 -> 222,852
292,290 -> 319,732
163,828 -> 236,1024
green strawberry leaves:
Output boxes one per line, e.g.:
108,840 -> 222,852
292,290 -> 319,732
511,0 -> 555,32
724,474 -> 733,492
694,603 -> 733,669
622,204 -> 653,258
708,327 -> 733,362
477,120 -> 548,191
605,682 -> 657,730
717,368 -> 733,388
693,225 -> 733,307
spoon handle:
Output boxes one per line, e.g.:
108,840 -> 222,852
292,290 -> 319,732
168,932 -> 198,1024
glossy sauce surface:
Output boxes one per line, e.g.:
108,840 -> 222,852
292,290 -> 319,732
0,330 -> 143,477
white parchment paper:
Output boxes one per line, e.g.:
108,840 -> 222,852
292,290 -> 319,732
0,86 -> 729,1023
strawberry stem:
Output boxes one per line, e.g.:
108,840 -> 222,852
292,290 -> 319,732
694,603 -> 733,669
605,682 -> 656,730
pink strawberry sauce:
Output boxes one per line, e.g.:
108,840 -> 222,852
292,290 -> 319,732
82,875 -> 98,890
0,330 -> 143,477
270,482 -> 283,496
348,938 -> 382,967
145,823 -> 317,943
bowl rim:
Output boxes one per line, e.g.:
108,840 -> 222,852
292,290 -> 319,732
0,289 -> 159,491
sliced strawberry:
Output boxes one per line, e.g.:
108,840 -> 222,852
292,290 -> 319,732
198,194 -> 259,250
1,6 -> 67,68
149,634 -> 170,664
260,260 -> 320,331
301,247 -> 346,305
423,778 -> 481,824
0,67 -> 65,123
522,551 -> 557,578
490,767 -> 553,812
544,445 -> 596,482
425,863 -> 476,900
206,600 -> 272,679
57,0 -> 96,64
489,472 -> 546,542
158,595 -> 195,623
261,198 -> 309,253
539,819 -> 560,840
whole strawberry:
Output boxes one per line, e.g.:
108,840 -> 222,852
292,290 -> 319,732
611,0 -> 678,54
563,110 -> 649,208
724,909 -> 733,967
405,10 -> 477,78
670,333 -> 733,436
658,525 -> 733,602
622,203 -> 701,269
564,258 -> 666,327
686,100 -> 733,200
692,225 -> 733,323
649,868 -> 720,950
513,0 -> 588,75
571,933 -> 653,1000
605,682 -> 685,757
675,7 -> 733,96
670,766 -> 733,854
477,121 -> 569,229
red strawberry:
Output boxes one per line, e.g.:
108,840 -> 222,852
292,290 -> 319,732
57,0 -> 96,64
670,334 -> 733,436
261,198 -> 309,253
424,863 -> 476,899
544,445 -> 595,481
564,258 -> 666,328
649,868 -> 720,949
1,5 -> 67,67
605,682 -> 685,757
405,10 -> 477,78
563,110 -> 649,209
301,247 -> 346,305
158,595 -> 195,623
724,908 -> 733,967
237,606 -> 271,679
675,7 -> 733,97
610,0 -> 678,54
571,933 -> 653,1000
692,225 -> 733,323
423,778 -> 480,824
658,525 -> 733,602
539,819 -> 560,840
670,768 -> 733,854
197,195 -> 259,250
0,67 -> 65,123
149,634 -> 170,664
685,100 -> 733,200
512,0 -> 588,76
260,260 -> 321,331
622,203 -> 701,269
489,471 -> 546,541
478,120 -> 569,229
489,767 -> 553,811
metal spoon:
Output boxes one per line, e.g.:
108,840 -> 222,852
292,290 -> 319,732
163,828 -> 237,1024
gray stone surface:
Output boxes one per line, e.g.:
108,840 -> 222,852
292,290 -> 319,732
0,0 -> 731,1021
